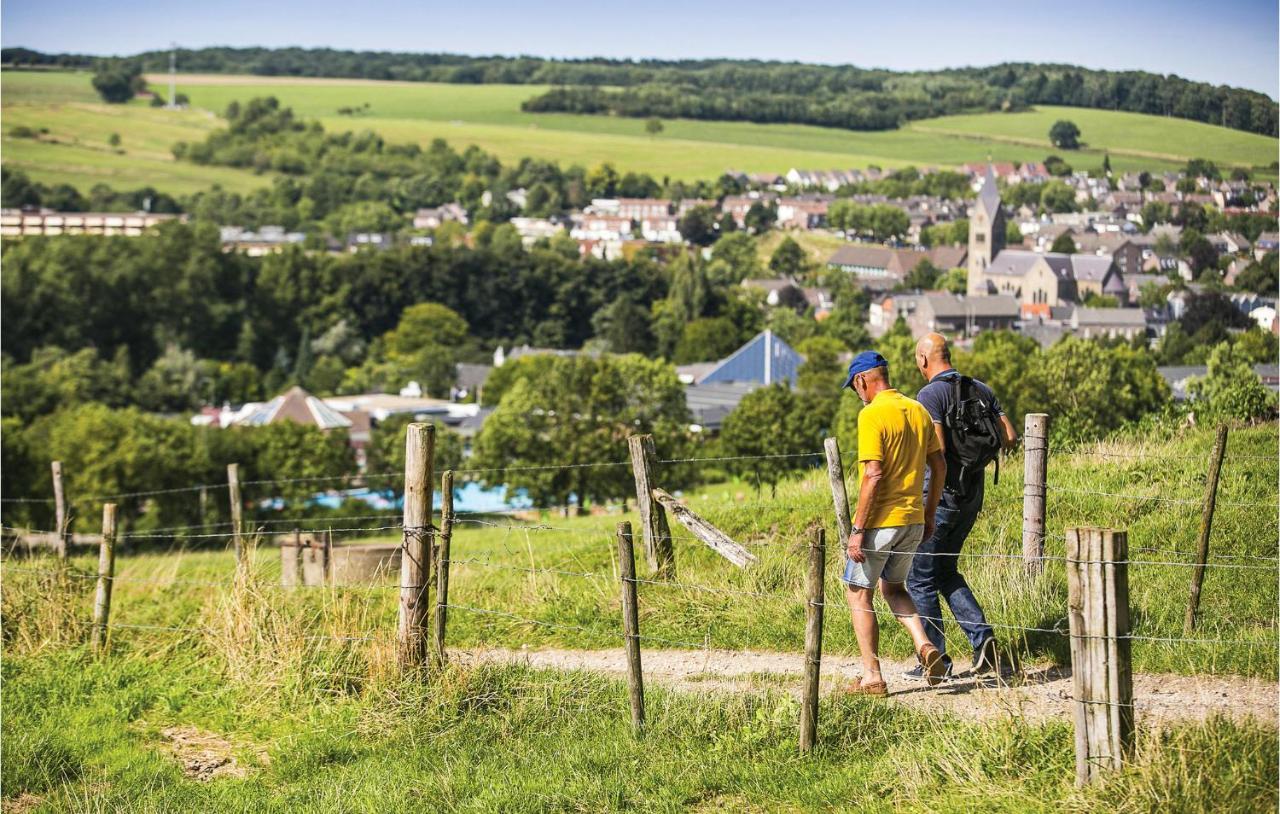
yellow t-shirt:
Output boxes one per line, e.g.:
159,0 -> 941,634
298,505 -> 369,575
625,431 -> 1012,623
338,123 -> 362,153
856,389 -> 942,529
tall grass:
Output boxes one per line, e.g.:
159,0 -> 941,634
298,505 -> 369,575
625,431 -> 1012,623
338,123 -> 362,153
1,423 -> 1276,810
4,424 -> 1275,678
1,653 -> 1275,812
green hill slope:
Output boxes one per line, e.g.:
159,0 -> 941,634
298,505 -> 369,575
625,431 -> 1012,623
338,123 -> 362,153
4,70 -> 1276,196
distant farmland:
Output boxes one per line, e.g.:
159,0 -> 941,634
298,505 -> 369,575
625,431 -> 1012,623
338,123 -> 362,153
1,72 -> 270,195
3,70 -> 1276,196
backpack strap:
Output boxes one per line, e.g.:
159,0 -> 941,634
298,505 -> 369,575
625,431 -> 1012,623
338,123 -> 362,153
948,374 -> 964,425
948,374 -> 968,485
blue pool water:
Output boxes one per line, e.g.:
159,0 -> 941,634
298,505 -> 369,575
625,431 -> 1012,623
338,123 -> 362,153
308,481 -> 534,513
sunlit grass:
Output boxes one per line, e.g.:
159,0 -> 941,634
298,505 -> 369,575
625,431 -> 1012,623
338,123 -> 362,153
7,423 -> 1275,677
2,423 -> 1276,811
11,69 -> 1264,197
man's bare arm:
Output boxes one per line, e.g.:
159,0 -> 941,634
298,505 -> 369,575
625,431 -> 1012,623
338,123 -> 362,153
998,414 -> 1018,450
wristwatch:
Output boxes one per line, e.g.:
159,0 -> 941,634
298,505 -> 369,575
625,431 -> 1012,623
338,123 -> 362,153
850,526 -> 863,536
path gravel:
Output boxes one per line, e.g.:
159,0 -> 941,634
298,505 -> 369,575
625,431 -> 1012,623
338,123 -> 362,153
464,646 -> 1278,726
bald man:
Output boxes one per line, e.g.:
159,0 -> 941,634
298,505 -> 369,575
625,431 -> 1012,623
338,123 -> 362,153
906,333 -> 1017,680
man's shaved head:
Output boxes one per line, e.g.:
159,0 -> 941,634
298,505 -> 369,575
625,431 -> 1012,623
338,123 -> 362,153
916,332 -> 951,365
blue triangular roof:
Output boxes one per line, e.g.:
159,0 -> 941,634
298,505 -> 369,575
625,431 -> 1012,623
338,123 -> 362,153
700,330 -> 802,386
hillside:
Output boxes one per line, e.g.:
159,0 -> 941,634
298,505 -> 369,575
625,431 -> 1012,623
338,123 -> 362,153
911,105 -> 1277,169
6,45 -> 1275,136
4,70 -> 1275,197
0,72 -> 270,196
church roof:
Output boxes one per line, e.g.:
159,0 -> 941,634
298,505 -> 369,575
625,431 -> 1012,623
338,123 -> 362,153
984,249 -> 1043,277
985,250 -> 1120,287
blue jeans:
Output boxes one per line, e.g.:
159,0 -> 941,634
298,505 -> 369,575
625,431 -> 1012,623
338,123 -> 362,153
906,498 -> 994,662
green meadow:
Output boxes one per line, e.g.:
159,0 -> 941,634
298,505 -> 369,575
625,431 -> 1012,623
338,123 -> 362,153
2,423 -> 1277,811
912,105 -> 1278,170
4,70 -> 1276,197
1,72 -> 270,195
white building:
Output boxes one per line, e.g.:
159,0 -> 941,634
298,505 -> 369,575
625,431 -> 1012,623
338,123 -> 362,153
509,217 -> 564,247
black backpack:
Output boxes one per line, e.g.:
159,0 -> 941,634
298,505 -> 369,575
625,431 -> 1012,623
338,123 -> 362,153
942,375 -> 1003,497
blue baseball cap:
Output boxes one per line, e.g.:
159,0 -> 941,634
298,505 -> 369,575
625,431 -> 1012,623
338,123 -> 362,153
841,351 -> 888,389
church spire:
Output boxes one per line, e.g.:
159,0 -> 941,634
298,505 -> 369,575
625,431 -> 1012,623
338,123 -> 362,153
978,165 -> 1001,218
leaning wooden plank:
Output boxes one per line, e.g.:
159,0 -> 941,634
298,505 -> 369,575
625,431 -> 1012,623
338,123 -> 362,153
651,488 -> 758,568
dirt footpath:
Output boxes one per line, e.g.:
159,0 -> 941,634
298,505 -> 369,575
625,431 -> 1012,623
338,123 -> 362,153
466,647 -> 1278,726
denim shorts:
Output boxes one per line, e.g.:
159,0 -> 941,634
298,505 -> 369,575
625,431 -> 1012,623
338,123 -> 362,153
842,524 -> 925,589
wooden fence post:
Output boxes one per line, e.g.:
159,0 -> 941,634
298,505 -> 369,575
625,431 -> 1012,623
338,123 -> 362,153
1022,413 -> 1049,574
324,528 -> 333,585
397,423 -> 436,670
281,529 -> 301,588
1066,527 -> 1133,785
300,534 -> 326,586
434,470 -> 455,670
51,461 -> 69,560
1102,529 -> 1134,771
617,520 -> 645,734
799,527 -> 826,754
823,438 -> 851,544
1065,528 -> 1090,785
227,463 -> 243,573
1185,425 -> 1228,633
628,434 -> 674,578
90,503 -> 117,656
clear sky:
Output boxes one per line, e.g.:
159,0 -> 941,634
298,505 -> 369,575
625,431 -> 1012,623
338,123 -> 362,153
3,0 -> 1277,98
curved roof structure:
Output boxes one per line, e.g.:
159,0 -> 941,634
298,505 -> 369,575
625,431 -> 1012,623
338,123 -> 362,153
236,386 -> 353,430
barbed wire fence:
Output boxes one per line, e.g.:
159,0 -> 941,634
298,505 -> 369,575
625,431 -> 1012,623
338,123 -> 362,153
1,416 -> 1277,783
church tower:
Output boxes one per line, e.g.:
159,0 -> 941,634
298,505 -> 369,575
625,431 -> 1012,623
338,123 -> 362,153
967,166 -> 1006,296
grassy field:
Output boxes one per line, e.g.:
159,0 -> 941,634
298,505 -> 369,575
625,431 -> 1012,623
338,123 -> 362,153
3,424 -> 1276,675
5,70 -> 1276,197
911,105 -> 1278,170
2,423 -> 1276,810
757,229 -> 851,267
3,652 -> 1274,812
1,72 -> 270,196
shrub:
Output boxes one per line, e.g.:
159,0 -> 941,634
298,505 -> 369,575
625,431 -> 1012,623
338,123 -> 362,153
1188,343 -> 1278,423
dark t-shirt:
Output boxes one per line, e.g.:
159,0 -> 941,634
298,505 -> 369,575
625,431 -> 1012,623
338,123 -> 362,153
917,369 -> 1005,507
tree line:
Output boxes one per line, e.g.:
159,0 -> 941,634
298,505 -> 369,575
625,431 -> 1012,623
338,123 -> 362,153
3,204 -> 1274,525
517,67 -> 1278,138
0,216 -> 887,420
4,46 -> 1275,136
7,319 -> 1271,535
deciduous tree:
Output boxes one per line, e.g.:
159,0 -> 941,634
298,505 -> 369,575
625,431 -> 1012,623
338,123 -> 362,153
471,355 -> 691,507
1049,120 -> 1081,149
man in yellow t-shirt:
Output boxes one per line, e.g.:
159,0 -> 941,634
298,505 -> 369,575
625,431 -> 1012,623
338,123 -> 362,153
840,351 -> 948,694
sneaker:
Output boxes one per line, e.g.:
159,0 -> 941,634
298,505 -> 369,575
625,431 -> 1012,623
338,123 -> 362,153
903,659 -> 953,682
972,638 -> 1000,675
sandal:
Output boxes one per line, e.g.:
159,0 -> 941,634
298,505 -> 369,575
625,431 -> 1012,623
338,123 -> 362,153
843,680 -> 888,697
918,644 -> 946,687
